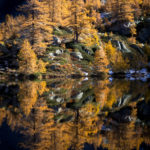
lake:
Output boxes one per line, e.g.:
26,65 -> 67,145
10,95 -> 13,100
0,78 -> 150,150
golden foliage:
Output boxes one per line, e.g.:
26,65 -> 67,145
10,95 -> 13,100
18,81 -> 48,116
94,47 -> 109,73
20,0 -> 53,55
142,0 -> 150,17
105,0 -> 135,23
104,41 -> 130,72
18,81 -> 38,116
37,59 -> 47,73
18,39 -> 37,74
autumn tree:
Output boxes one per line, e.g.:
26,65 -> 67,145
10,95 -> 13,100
20,0 -> 53,55
0,15 -> 25,46
105,0 -> 135,23
84,0 -> 102,27
104,41 -> 130,72
142,0 -> 150,17
46,0 -> 71,26
94,46 -> 109,74
18,39 -> 37,74
68,0 -> 94,42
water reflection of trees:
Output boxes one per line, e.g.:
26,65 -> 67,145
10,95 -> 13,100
0,79 -> 150,150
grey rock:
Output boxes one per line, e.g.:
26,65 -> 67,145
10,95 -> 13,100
53,36 -> 62,45
56,98 -> 64,103
71,52 -> 83,59
49,65 -> 60,71
55,49 -> 63,55
120,42 -> 131,53
76,92 -> 83,100
49,52 -> 55,57
112,40 -> 131,53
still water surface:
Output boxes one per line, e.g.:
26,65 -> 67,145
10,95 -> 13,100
0,78 -> 150,150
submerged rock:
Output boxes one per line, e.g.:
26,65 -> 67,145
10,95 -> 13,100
137,101 -> 150,121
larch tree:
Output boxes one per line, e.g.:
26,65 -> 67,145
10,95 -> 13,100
68,0 -> 85,42
46,0 -> 71,26
20,0 -> 53,55
130,0 -> 142,19
18,39 -> 37,74
84,0 -> 102,27
142,0 -> 150,17
0,15 -> 25,45
59,0 -> 71,26
106,0 -> 135,23
94,46 -> 109,74
68,0 -> 99,45
46,0 -> 60,23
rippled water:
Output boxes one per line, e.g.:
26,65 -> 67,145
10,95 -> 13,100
0,78 -> 150,150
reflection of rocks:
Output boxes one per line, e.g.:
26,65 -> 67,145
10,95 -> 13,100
137,101 -> 150,121
109,106 -> 132,123
138,27 -> 150,43
117,94 -> 132,107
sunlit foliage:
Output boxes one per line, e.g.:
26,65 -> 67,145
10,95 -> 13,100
18,39 -> 37,74
94,47 -> 109,73
104,41 -> 130,72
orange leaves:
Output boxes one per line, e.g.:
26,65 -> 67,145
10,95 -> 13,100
94,47 -> 109,73
104,41 -> 130,72
18,39 -> 47,74
18,81 -> 48,116
37,59 -> 47,73
18,39 -> 37,74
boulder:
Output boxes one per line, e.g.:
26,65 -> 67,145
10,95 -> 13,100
137,101 -> 150,121
48,53 -> 55,60
120,42 -> 131,53
76,92 -> 83,100
49,65 -> 60,71
53,36 -> 62,45
55,49 -> 63,55
56,97 -> 64,103
72,92 -> 84,100
71,52 -> 83,59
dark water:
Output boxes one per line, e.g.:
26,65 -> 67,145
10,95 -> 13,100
0,78 -> 150,150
